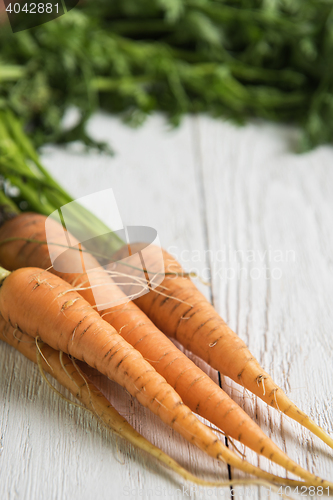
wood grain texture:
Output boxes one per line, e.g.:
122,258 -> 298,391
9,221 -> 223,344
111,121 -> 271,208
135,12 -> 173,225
194,117 -> 333,498
1,113 -> 332,499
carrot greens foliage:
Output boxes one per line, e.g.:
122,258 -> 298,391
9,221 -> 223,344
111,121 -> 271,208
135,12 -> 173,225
0,0 -> 333,151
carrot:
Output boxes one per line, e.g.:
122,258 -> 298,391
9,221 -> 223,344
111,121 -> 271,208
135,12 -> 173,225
0,318 -> 245,489
1,266 -> 324,486
0,212 -> 329,478
128,245 -> 333,450
0,318 -> 324,491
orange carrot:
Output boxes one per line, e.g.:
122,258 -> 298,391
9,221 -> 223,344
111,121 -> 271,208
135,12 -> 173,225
1,265 -> 326,485
130,246 -> 333,449
0,212 -> 328,475
0,318 -> 323,490
0,319 -> 243,489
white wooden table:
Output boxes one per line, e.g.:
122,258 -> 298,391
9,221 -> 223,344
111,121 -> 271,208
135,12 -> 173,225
1,113 -> 333,500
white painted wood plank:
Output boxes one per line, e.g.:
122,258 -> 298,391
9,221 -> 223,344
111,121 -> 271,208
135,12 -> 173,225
196,117 -> 333,497
3,112 -> 332,500
0,114 -> 229,500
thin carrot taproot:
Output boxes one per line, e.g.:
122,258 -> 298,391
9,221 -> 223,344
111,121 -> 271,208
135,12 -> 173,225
0,212 -> 329,478
0,319 -> 326,491
1,265 -> 326,485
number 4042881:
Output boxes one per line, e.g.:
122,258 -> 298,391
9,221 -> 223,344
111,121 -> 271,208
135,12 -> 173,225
278,486 -> 331,496
6,3 -> 59,14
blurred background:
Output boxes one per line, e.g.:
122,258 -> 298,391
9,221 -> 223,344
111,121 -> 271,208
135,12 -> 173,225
1,0 -> 333,152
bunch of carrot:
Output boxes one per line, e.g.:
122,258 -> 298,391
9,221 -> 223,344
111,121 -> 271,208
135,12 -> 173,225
0,109 -> 331,490
0,209 -> 332,490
